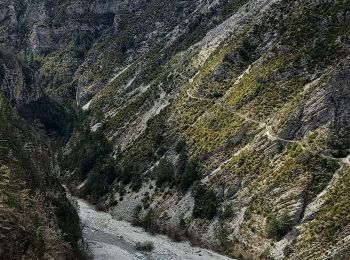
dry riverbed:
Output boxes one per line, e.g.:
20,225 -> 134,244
67,191 -> 233,260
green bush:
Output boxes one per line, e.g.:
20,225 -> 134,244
192,182 -> 218,220
260,247 -> 274,260
218,203 -> 234,220
135,241 -> 154,252
175,140 -> 186,154
327,133 -> 350,158
154,158 -> 175,187
179,160 -> 200,191
283,245 -> 293,257
62,129 -> 112,181
175,141 -> 201,191
141,209 -> 159,234
81,160 -> 119,203
265,211 -> 293,240
216,221 -> 230,249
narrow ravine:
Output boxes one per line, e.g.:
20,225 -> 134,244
66,190 -> 233,260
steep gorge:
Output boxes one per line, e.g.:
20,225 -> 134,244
1,0 -> 350,259
0,52 -> 84,259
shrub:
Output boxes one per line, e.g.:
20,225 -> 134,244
142,193 -> 151,209
131,205 -> 142,226
117,163 -> 144,192
260,247 -> 273,260
175,140 -> 186,153
130,172 -> 142,192
142,209 -> 155,232
175,142 -> 201,191
154,158 -> 175,187
135,241 -> 154,252
283,245 -> 293,257
218,203 -> 234,220
192,182 -> 218,220
179,160 -> 200,191
265,211 -> 293,241
179,218 -> 187,230
216,221 -> 230,249
61,129 -> 113,181
81,160 -> 119,203
327,133 -> 350,158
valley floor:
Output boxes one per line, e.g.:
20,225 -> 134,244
68,192 -> 233,260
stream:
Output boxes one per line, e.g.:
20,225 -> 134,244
66,191 -> 233,260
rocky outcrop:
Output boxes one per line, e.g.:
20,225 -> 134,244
0,51 -> 41,106
287,58 -> 350,139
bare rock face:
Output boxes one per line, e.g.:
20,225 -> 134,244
225,178 -> 241,199
0,0 -> 120,54
30,24 -> 58,55
0,52 -> 41,106
23,1 -> 48,24
304,63 -> 350,132
0,3 -> 17,25
324,58 -> 350,132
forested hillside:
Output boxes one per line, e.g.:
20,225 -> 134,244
0,51 -> 84,259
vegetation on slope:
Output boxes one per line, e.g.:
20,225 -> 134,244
7,0 -> 348,258
0,92 -> 85,259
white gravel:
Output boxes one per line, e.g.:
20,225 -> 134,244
72,195 -> 234,260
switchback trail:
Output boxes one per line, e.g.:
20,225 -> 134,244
186,70 -> 350,165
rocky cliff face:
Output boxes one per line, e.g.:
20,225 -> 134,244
0,51 -> 41,105
1,0 -> 350,259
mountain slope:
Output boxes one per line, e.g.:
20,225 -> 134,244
0,52 -> 84,259
64,1 -> 350,258
1,0 -> 350,259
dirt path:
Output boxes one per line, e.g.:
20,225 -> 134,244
186,68 -> 350,165
186,85 -> 300,145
